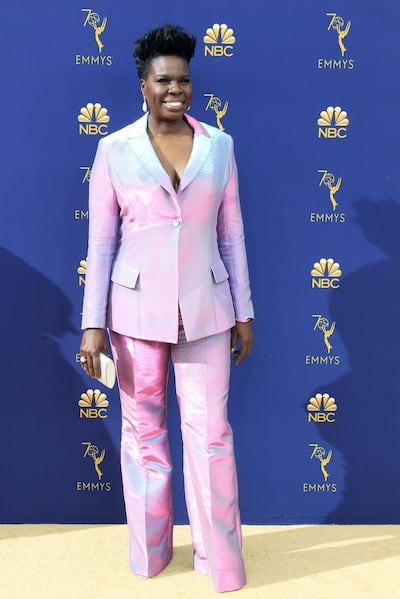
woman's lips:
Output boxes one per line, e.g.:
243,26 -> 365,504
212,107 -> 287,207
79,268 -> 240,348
163,101 -> 184,108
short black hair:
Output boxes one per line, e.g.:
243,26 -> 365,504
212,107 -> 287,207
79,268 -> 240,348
133,23 -> 197,79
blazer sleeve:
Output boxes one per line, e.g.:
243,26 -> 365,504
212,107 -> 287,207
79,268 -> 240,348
217,136 -> 254,322
81,139 -> 120,330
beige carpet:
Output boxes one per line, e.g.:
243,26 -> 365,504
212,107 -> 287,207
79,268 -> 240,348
1,524 -> 400,598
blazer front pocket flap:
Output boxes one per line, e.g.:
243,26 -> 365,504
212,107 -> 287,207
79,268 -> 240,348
211,261 -> 229,283
111,263 -> 140,289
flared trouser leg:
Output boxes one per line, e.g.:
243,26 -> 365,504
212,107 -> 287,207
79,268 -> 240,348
109,330 -> 173,577
172,330 -> 246,593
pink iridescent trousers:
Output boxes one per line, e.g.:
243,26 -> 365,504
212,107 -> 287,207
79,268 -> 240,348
109,329 -> 246,593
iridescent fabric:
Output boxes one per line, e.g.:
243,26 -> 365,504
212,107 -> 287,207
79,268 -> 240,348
109,329 -> 246,593
81,113 -> 254,342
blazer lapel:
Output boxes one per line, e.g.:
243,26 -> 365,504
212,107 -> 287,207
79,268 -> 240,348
126,115 -> 175,195
179,131 -> 211,192
124,113 -> 211,195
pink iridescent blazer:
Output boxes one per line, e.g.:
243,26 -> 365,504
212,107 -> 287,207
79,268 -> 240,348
81,113 -> 254,343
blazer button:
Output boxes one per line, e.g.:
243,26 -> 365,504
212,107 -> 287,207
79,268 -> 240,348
172,219 -> 181,227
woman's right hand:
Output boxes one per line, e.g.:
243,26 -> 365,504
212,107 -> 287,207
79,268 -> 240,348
80,328 -> 109,379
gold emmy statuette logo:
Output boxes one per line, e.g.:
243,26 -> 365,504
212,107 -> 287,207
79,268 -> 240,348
80,166 -> 91,183
312,314 -> 336,353
82,8 -> 107,53
77,259 -> 87,285
309,443 -> 332,481
82,442 -> 105,480
204,94 -> 228,130
318,170 -> 342,211
317,106 -> 349,139
79,389 -> 109,419
310,170 -> 345,223
78,102 -> 110,135
203,23 -> 236,57
308,393 -> 337,423
305,314 -> 340,366
327,13 -> 351,57
74,167 -> 91,220
311,258 -> 342,289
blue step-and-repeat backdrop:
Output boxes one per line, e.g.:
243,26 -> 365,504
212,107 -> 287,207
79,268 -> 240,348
2,0 -> 400,524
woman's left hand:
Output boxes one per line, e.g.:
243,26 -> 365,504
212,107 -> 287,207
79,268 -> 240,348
231,321 -> 254,366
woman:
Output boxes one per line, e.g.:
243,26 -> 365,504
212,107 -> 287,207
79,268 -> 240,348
80,23 -> 254,593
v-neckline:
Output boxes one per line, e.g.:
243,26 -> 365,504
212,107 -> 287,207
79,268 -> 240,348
126,114 -> 212,195
146,119 -> 194,192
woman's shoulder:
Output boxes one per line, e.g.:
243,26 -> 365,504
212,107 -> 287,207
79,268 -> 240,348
202,121 -> 233,142
99,114 -> 147,147
185,113 -> 233,144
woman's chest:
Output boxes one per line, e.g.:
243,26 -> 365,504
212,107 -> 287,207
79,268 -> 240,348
108,137 -> 230,204
149,134 -> 193,191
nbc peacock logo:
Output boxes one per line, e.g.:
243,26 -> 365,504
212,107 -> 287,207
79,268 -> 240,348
78,102 -> 110,135
79,389 -> 109,419
203,23 -> 236,57
307,393 -> 337,423
311,258 -> 342,289
317,105 -> 349,139
77,259 -> 87,286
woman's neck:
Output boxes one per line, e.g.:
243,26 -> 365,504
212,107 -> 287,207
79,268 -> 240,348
147,114 -> 192,138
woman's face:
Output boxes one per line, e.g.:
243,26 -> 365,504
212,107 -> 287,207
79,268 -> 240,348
141,55 -> 193,122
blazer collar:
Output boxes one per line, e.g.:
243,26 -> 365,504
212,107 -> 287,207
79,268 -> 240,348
125,113 -> 211,194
